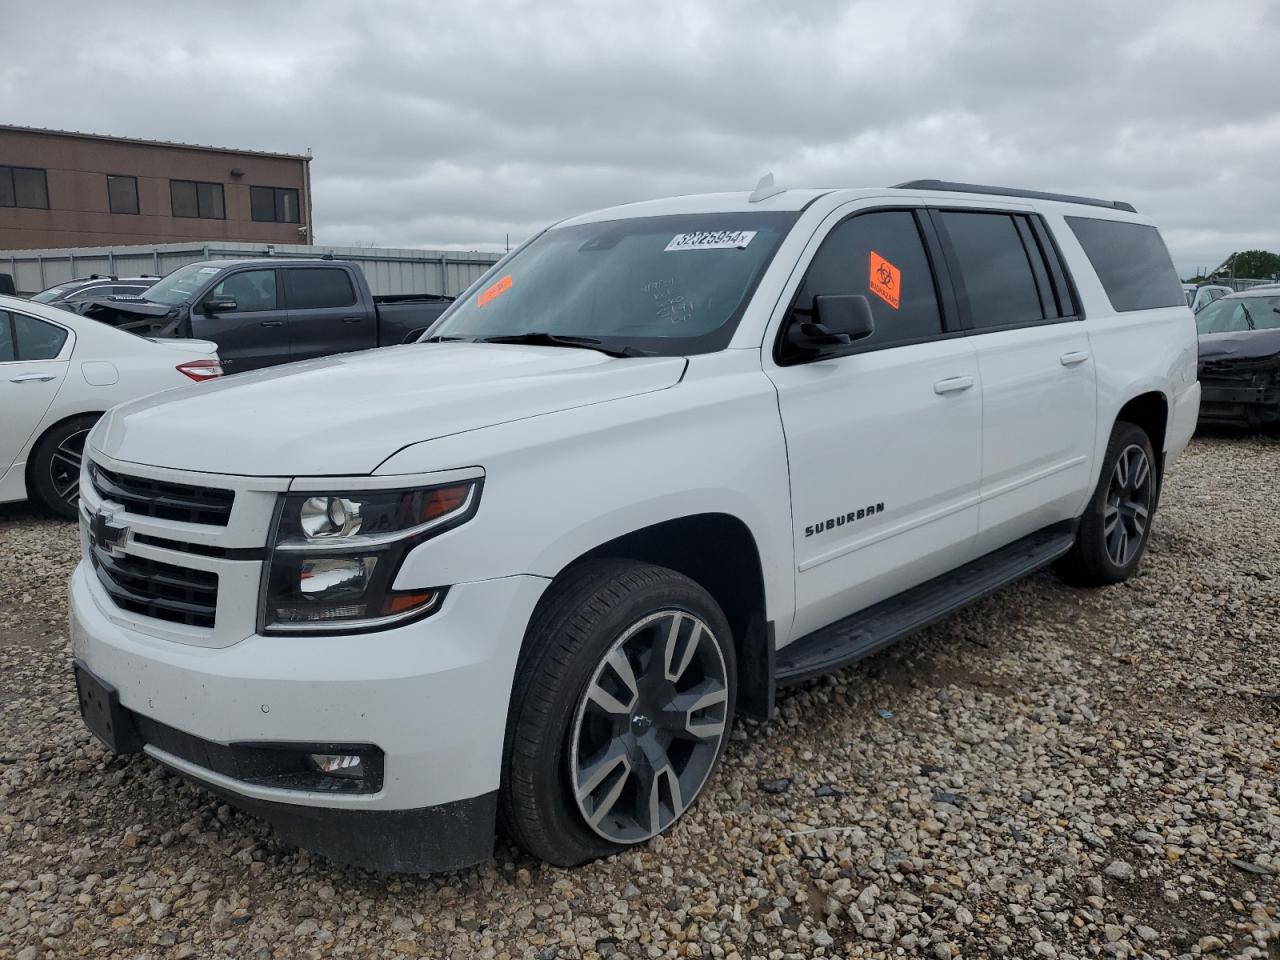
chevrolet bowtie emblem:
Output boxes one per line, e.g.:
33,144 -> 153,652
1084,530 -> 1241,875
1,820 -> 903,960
91,509 -> 130,558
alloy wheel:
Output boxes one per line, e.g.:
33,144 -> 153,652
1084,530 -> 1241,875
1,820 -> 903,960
1103,443 -> 1153,567
569,610 -> 729,844
48,428 -> 89,511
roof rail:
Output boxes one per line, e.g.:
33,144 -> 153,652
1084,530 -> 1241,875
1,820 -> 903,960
893,179 -> 1137,213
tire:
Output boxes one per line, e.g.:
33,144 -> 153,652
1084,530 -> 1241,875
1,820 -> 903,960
1057,421 -> 1158,586
500,560 -> 737,867
29,414 -> 99,520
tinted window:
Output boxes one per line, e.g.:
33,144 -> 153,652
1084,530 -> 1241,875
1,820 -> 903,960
0,312 -> 13,361
171,180 -> 224,219
939,212 -> 1044,328
792,210 -> 943,349
251,186 -> 301,223
68,285 -> 110,301
0,166 -> 49,209
211,270 -> 278,312
107,175 -> 139,215
1067,217 -> 1184,312
13,312 -> 68,360
285,268 -> 357,310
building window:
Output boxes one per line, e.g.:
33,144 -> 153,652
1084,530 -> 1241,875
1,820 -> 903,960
106,175 -> 139,215
250,185 -> 300,223
170,179 -> 225,219
0,165 -> 50,209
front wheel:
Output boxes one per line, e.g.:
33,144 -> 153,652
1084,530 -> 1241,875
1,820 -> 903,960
1058,421 -> 1158,586
500,560 -> 736,866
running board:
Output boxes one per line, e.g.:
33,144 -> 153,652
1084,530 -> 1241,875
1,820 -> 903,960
775,526 -> 1075,687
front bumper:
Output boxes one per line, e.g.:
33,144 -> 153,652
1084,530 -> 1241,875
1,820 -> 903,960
1197,365 -> 1280,426
70,562 -> 548,872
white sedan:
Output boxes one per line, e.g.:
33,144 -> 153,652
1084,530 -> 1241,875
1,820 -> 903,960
0,294 -> 221,518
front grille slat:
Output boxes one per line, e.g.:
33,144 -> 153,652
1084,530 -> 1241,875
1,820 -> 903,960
91,547 -> 218,629
91,464 -> 234,526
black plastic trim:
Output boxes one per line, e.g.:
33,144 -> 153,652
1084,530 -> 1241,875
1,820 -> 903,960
895,179 -> 1137,213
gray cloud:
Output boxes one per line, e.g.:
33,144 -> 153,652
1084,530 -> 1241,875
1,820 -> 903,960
4,0 -> 1278,275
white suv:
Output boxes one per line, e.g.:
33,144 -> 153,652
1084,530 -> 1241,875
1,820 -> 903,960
69,180 -> 1200,872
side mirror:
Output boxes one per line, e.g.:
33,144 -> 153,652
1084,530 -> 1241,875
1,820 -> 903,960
202,297 -> 237,314
784,294 -> 875,359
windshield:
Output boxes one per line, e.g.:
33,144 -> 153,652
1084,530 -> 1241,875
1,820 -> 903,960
144,262 -> 225,306
428,212 -> 799,356
1196,295 -> 1280,334
31,285 -> 71,303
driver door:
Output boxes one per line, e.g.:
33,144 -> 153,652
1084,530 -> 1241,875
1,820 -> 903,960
765,206 -> 983,640
191,267 -> 290,372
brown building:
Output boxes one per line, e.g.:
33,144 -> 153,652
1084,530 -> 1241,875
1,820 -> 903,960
0,124 -> 312,250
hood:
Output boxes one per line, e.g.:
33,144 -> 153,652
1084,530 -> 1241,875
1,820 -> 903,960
1198,329 -> 1280,366
78,297 -> 173,318
92,342 -> 686,476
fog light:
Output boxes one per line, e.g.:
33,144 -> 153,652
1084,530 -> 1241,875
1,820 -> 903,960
307,753 -> 365,779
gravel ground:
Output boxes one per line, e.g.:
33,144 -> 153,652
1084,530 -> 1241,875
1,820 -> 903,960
1,433 -> 1277,960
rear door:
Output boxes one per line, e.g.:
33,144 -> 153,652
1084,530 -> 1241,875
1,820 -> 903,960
931,208 -> 1097,554
765,205 -> 983,639
284,266 -> 376,362
190,267 -> 289,373
0,309 -> 70,483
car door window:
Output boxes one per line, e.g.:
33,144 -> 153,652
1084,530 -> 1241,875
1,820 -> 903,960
938,211 -> 1045,329
211,270 -> 278,312
791,210 -> 943,350
284,269 -> 356,310
13,312 -> 68,359
0,312 -> 14,361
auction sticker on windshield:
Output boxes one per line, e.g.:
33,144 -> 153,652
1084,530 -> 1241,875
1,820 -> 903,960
869,251 -> 900,309
478,274 -> 513,307
665,230 -> 757,252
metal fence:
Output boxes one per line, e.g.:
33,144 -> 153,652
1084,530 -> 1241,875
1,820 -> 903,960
0,241 -> 504,297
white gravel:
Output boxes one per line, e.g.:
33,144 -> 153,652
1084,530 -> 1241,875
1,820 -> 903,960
1,433 -> 1277,959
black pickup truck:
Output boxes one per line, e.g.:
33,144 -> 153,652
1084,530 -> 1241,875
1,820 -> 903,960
74,258 -> 452,373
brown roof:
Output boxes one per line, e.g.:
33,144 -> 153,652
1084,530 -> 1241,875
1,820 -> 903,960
0,123 -> 311,162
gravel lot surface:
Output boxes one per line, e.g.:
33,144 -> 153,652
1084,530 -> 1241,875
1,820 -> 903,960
1,434 -> 1277,960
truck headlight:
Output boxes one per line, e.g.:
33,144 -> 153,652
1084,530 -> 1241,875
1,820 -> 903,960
259,478 -> 481,634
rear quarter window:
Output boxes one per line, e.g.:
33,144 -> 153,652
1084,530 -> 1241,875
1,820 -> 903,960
1066,217 -> 1184,312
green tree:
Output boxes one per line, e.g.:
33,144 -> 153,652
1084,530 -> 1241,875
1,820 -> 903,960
1228,250 -> 1280,280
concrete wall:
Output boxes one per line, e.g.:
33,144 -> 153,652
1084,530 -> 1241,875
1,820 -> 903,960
0,126 -> 311,250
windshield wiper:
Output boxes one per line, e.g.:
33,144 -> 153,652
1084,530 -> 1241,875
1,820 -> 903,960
475,332 -> 652,358
421,334 -> 470,342
1240,303 -> 1256,330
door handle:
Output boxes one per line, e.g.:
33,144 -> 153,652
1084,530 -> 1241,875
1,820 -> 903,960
933,376 -> 975,395
10,373 -> 58,383
341,316 -> 363,324
1060,350 -> 1090,366
260,320 -> 285,328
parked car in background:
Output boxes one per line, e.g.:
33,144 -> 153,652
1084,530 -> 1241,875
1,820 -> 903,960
0,294 -> 221,518
31,275 -> 160,308
69,180 -> 1199,874
1196,287 -> 1280,426
71,259 -> 453,373
1182,283 -> 1233,313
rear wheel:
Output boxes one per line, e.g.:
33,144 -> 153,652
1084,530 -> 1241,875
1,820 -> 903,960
29,415 -> 98,520
1058,421 -> 1157,585
500,560 -> 736,866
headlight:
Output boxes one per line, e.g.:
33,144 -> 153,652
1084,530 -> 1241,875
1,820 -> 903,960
259,477 -> 481,634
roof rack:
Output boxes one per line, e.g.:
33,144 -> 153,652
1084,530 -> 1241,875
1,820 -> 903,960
893,179 -> 1137,213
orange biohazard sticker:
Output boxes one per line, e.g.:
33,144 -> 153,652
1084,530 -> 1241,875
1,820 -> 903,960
868,251 -> 900,309
477,274 -> 512,307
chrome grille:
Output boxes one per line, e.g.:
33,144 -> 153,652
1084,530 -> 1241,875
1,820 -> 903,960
91,463 -> 235,526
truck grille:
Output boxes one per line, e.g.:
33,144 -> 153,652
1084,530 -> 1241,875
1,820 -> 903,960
90,547 -> 219,628
91,464 -> 235,527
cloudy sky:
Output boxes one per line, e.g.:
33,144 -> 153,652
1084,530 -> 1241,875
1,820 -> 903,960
4,0 -> 1278,276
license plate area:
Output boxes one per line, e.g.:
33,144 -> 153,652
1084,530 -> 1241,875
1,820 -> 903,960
74,661 -> 142,754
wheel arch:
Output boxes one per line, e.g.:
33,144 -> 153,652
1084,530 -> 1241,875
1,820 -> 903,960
1113,390 -> 1169,500
547,512 -> 775,721
23,409 -> 104,504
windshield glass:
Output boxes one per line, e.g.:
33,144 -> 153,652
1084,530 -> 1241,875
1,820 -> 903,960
429,212 -> 799,356
1196,295 -> 1280,334
144,262 -> 225,306
31,285 -> 71,303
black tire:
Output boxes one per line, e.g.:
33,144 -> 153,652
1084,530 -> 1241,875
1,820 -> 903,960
500,560 -> 737,867
1057,421 -> 1158,586
29,414 -> 99,520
